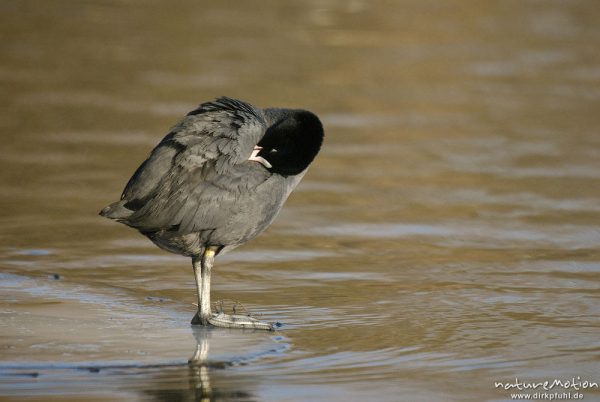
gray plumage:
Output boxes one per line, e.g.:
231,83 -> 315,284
100,97 -> 324,259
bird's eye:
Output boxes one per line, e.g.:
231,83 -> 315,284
269,148 -> 278,154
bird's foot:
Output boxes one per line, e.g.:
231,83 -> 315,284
191,300 -> 276,330
191,311 -> 211,326
209,312 -> 275,331
191,311 -> 273,330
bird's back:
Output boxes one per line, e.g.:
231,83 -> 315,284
100,96 -> 324,257
101,97 -> 279,255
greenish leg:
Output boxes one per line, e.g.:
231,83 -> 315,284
191,246 -> 274,330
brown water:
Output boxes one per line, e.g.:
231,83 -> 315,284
1,1 -> 600,401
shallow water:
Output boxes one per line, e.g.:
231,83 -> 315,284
2,1 -> 600,401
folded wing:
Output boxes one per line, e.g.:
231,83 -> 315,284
100,97 -> 268,234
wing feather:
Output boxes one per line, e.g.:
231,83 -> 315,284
119,97 -> 269,234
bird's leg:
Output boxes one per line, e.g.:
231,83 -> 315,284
191,247 -> 217,325
199,246 -> 216,325
191,255 -> 204,325
192,246 -> 275,330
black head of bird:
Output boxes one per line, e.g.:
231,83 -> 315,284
253,110 -> 324,176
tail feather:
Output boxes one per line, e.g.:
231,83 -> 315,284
99,201 -> 134,221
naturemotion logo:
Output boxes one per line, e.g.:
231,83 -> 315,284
494,377 -> 598,400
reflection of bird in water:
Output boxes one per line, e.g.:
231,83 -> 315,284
185,327 -> 291,402
100,97 -> 324,329
188,328 -> 213,401
187,328 -> 257,402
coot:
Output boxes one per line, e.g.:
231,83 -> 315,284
100,97 -> 324,330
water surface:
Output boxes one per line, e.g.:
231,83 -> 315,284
1,1 -> 600,401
